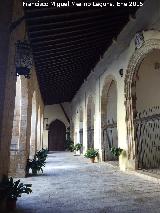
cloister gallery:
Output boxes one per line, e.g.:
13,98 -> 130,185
1,0 -> 160,184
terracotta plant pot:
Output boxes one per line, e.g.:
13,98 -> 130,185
6,199 -> 17,211
90,157 -> 95,163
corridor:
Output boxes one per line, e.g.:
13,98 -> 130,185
16,152 -> 160,213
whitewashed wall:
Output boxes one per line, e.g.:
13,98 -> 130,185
70,0 -> 160,170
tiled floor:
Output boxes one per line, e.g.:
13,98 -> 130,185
14,152 -> 160,213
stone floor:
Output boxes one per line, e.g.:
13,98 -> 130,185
14,152 -> 160,213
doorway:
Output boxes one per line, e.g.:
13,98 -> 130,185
48,120 -> 66,151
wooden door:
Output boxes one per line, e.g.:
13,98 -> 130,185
48,120 -> 66,151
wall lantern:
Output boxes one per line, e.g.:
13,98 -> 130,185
119,69 -> 123,77
46,123 -> 49,130
15,40 -> 33,79
44,118 -> 49,130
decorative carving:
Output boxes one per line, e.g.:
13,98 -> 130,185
135,32 -> 144,50
124,39 -> 160,161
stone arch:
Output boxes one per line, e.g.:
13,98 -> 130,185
101,76 -> 118,161
124,39 -> 160,169
49,118 -> 65,127
30,91 -> 37,157
48,119 -> 66,151
79,107 -> 83,123
87,95 -> 95,149
79,107 -> 83,153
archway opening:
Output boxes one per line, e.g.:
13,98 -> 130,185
48,119 -> 66,151
101,79 -> 118,161
79,107 -> 83,153
87,96 -> 95,149
30,91 -> 37,157
133,49 -> 160,169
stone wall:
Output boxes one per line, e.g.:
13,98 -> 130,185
0,0 -> 44,178
0,0 -> 14,178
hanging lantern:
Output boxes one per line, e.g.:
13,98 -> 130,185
44,118 -> 49,130
15,40 -> 33,79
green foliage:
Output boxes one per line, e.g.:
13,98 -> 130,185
68,141 -> 75,152
27,157 -> 45,174
110,147 -> 123,157
36,148 -> 48,162
65,127 -> 74,152
84,148 -> 99,159
0,175 -> 32,201
74,143 -> 83,151
26,148 -> 48,175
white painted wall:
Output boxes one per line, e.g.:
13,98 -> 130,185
136,50 -> 160,111
70,0 -> 160,170
43,102 -> 70,149
44,102 -> 70,127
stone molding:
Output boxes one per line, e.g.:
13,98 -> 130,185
124,39 -> 160,163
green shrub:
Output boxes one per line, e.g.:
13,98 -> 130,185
84,148 -> 99,159
110,147 -> 123,157
36,148 -> 48,162
65,127 -> 73,151
0,175 -> 32,201
26,148 -> 48,175
74,143 -> 83,151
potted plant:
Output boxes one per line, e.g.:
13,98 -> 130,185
110,147 -> 123,157
74,143 -> 83,155
26,156 -> 46,175
68,142 -> 75,152
26,148 -> 48,176
65,127 -> 74,152
36,148 -> 48,162
0,175 -> 32,211
84,148 -> 99,163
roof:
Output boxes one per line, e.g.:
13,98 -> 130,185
25,3 -> 141,104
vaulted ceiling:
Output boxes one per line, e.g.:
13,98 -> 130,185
25,4 -> 141,105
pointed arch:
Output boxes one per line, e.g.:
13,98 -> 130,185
48,119 -> 66,151
87,95 -> 95,149
124,39 -> 160,169
101,76 -> 118,161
